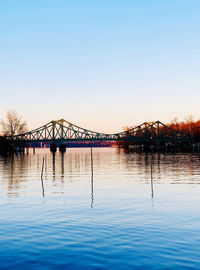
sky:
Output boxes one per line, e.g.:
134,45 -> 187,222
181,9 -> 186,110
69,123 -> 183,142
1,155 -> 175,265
0,0 -> 200,133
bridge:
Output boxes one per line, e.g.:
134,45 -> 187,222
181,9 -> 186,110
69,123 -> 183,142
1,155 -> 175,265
0,119 -> 194,153
9,119 -> 190,142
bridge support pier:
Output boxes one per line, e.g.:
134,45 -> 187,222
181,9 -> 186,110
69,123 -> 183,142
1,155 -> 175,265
139,143 -> 143,151
144,143 -> 150,152
165,142 -> 168,153
20,146 -> 25,154
59,144 -> 66,153
50,143 -> 57,153
9,144 -> 15,154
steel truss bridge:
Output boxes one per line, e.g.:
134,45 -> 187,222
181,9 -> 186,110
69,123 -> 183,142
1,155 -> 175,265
8,119 -> 190,144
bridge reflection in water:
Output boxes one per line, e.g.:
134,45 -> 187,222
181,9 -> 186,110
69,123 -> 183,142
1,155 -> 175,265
1,148 -> 200,204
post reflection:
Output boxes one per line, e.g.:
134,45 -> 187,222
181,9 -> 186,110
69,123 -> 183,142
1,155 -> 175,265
41,174 -> 45,198
91,173 -> 94,208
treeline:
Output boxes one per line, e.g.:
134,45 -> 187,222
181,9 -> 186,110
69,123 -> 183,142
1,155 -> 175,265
167,116 -> 200,140
115,116 -> 200,149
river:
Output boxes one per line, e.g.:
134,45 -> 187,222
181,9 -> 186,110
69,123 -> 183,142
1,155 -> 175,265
0,148 -> 200,269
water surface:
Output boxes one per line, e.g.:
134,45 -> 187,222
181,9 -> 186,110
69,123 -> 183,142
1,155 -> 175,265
0,148 -> 200,269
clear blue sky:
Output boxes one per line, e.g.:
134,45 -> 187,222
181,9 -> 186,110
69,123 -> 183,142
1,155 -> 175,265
0,0 -> 199,133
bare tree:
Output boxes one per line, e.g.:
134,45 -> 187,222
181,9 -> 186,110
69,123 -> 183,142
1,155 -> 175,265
184,114 -> 194,124
1,110 -> 28,136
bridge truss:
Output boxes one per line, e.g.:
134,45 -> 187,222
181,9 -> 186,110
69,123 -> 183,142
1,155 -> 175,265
9,119 -> 190,144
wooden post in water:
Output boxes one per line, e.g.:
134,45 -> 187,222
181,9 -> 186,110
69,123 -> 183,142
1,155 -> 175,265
91,146 -> 93,178
41,156 -> 45,197
91,145 -> 94,208
150,153 -> 154,199
52,152 -> 56,181
41,157 -> 45,178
